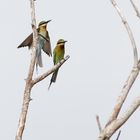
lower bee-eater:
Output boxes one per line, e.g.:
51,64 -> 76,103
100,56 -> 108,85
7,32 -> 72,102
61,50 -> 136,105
48,39 -> 67,89
17,20 -> 52,70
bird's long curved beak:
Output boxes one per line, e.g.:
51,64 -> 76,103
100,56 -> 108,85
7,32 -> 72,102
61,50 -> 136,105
64,40 -> 67,43
46,20 -> 52,23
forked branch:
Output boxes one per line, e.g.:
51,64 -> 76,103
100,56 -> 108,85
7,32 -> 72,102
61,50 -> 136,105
97,1 -> 140,140
106,0 -> 139,126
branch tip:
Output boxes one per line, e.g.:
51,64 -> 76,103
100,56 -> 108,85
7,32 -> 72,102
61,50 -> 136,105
111,0 -> 116,6
29,98 -> 33,101
65,55 -> 70,59
96,115 -> 102,132
116,130 -> 121,140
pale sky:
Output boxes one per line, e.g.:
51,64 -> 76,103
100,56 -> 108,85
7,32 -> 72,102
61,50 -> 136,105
0,0 -> 140,140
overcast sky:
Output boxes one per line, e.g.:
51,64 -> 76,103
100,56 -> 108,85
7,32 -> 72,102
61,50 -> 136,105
0,0 -> 140,140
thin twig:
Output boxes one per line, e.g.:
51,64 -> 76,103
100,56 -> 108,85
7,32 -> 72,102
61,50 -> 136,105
106,0 -> 139,126
116,130 -> 121,140
32,55 -> 70,86
96,115 -> 102,132
130,0 -> 140,19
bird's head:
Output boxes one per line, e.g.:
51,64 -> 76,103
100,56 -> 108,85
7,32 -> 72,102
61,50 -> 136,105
57,39 -> 67,45
38,20 -> 51,28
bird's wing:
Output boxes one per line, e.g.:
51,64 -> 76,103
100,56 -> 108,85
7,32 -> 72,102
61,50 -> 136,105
17,28 -> 39,48
42,37 -> 52,57
42,31 -> 52,56
17,33 -> 33,48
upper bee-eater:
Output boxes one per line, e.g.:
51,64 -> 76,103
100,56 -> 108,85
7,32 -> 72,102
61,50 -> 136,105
48,39 -> 67,89
17,20 -> 52,70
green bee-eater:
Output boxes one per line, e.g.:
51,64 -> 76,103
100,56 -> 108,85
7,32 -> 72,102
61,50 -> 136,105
18,20 -> 52,69
48,39 -> 67,89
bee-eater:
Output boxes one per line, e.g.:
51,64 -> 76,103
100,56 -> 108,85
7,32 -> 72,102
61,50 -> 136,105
18,20 -> 52,69
48,39 -> 67,89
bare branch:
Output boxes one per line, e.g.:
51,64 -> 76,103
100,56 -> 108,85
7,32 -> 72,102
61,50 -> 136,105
15,0 -> 37,140
106,67 -> 139,126
118,96 -> 140,125
98,95 -> 140,140
32,55 -> 70,86
130,0 -> 140,19
97,1 -> 140,140
106,0 -> 139,126
96,115 -> 102,132
111,0 -> 138,67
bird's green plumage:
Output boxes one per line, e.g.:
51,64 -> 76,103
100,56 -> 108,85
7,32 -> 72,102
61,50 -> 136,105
48,39 -> 67,89
53,44 -> 65,65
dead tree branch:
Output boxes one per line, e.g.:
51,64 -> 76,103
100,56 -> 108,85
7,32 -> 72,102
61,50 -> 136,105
111,0 -> 138,67
98,95 -> 140,140
96,1 -> 140,140
130,0 -> 140,19
15,1 -> 37,140
106,0 -> 139,126
119,96 -> 140,124
106,68 -> 139,126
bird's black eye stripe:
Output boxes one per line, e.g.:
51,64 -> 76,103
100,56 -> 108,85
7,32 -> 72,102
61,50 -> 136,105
57,42 -> 65,44
39,22 -> 47,26
57,42 -> 62,44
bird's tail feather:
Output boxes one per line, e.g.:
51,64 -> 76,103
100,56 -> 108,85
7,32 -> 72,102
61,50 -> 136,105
37,52 -> 43,67
35,45 -> 43,73
48,69 -> 59,90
